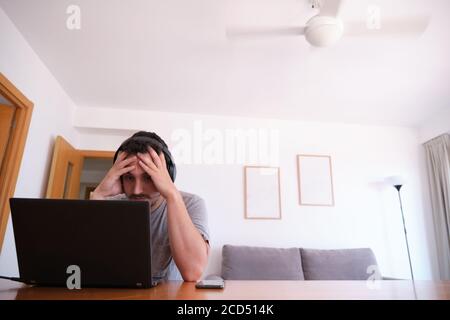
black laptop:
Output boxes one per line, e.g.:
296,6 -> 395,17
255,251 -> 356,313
9,198 -> 158,288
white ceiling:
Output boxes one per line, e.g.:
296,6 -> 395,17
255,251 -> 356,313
1,0 -> 449,127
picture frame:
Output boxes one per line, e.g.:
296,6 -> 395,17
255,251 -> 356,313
244,166 -> 282,220
297,154 -> 335,206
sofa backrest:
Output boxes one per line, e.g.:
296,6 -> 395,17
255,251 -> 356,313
300,248 -> 379,280
221,245 -> 304,280
220,245 -> 379,281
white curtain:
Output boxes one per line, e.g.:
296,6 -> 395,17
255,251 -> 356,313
424,134 -> 450,280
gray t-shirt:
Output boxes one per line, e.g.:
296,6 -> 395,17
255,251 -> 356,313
107,191 -> 209,280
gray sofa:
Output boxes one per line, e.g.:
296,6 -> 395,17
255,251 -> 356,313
208,245 -> 394,281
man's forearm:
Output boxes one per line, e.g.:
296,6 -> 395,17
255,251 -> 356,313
165,190 -> 209,281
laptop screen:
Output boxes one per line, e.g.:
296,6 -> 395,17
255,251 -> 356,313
9,198 -> 154,288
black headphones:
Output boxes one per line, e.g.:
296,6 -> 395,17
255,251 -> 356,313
113,136 -> 177,182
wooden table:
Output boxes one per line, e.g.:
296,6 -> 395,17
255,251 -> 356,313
1,279 -> 449,300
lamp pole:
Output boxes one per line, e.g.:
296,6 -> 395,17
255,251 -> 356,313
394,184 -> 415,281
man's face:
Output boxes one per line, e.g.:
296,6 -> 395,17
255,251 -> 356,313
122,154 -> 160,205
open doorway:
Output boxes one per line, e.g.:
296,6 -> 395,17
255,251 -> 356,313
79,157 -> 112,200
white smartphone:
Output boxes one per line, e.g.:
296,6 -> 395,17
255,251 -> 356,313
195,279 -> 225,289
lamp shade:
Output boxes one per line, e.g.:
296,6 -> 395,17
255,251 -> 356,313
386,175 -> 405,187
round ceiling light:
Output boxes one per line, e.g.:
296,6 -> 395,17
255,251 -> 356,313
305,16 -> 344,47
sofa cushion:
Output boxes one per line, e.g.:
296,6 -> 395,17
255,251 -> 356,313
300,248 -> 378,280
221,245 -> 304,280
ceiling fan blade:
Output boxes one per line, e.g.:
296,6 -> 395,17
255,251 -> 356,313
226,26 -> 306,39
318,0 -> 343,17
344,16 -> 431,37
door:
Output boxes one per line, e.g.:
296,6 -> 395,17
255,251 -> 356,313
46,136 -> 83,199
0,104 -> 15,170
46,136 -> 115,199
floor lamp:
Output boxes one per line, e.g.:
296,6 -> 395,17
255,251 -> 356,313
387,176 -> 415,281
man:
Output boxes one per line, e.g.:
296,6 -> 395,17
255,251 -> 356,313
90,131 -> 209,282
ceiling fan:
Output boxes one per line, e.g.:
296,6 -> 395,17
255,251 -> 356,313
226,0 -> 430,47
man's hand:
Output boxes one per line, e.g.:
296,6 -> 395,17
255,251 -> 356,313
90,152 -> 136,200
137,147 -> 177,200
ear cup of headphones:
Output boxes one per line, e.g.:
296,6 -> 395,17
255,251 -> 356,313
162,149 -> 177,182
113,137 -> 177,182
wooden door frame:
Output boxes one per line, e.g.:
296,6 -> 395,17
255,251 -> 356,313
79,150 -> 115,159
0,73 -> 33,252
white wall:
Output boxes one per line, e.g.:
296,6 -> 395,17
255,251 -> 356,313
0,7 -> 79,276
74,107 -> 439,280
419,106 -> 450,143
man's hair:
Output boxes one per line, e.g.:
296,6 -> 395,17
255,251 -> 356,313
113,131 -> 177,182
118,131 -> 168,156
